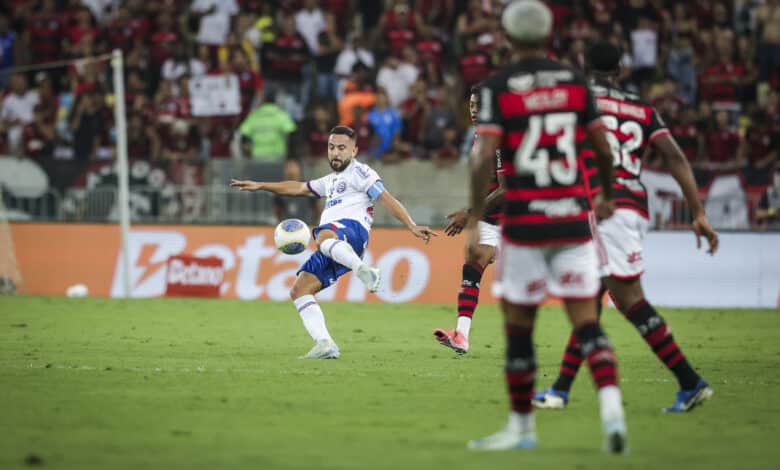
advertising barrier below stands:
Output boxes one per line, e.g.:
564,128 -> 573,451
10,223 -> 780,308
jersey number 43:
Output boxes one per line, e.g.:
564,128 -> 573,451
514,112 -> 578,187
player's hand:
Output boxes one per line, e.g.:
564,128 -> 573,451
230,179 -> 260,191
444,210 -> 469,236
692,213 -> 719,255
411,225 -> 437,244
594,196 -> 615,221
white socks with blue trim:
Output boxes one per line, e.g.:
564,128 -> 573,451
294,295 -> 332,342
320,238 -> 363,271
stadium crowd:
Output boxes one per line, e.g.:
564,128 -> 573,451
0,0 -> 778,224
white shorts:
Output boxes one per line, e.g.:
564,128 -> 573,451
597,208 -> 649,279
492,241 -> 601,305
477,221 -> 501,247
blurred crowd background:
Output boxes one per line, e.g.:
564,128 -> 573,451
0,0 -> 778,229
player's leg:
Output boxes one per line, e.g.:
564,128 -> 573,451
315,225 -> 380,292
468,244 -> 545,451
604,276 -> 713,412
552,242 -> 627,454
289,271 -> 340,359
434,221 -> 498,354
533,284 -> 607,409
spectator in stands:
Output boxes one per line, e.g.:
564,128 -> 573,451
239,90 -> 296,162
376,0 -> 425,58
263,14 -> 310,120
22,104 -> 55,160
630,16 -> 659,95
458,35 -> 492,97
195,116 -> 234,160
69,89 -> 106,162
415,27 -> 445,86
400,78 -> 435,147
149,11 -> 180,93
755,171 -> 780,229
1,73 -> 39,156
334,33 -> 375,82
26,0 -> 65,65
756,0 -> 780,84
376,51 -> 419,109
162,43 -> 207,85
223,48 -> 263,118
704,109 -> 741,170
455,0 -> 495,50
127,112 -> 161,160
421,85 -> 456,152
429,126 -> 459,167
189,0 -> 239,47
740,110 -> 778,180
302,103 -> 335,161
295,0 -> 325,55
337,62 -> 376,126
351,105 -> 373,160
699,37 -> 746,111
416,0 -> 455,31
161,118 -> 199,161
0,13 -> 17,88
652,77 -> 685,123
670,105 -> 705,165
314,12 -> 343,100
65,7 -> 97,57
367,88 -> 402,161
217,14 -> 260,72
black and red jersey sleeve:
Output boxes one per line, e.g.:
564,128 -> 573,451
647,108 -> 671,144
475,82 -> 504,138
581,79 -> 603,131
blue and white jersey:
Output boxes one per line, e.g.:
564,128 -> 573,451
306,161 -> 385,232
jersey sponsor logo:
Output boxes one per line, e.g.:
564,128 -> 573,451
325,198 -> 342,208
528,198 -> 582,217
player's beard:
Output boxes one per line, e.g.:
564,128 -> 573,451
329,156 -> 352,172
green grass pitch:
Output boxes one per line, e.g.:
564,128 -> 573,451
0,296 -> 777,470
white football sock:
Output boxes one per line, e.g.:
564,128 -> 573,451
508,412 -> 535,433
294,295 -> 332,342
456,316 -> 472,338
319,238 -> 363,271
598,385 -> 625,422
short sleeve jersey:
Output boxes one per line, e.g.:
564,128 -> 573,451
582,80 -> 670,219
476,57 -> 603,246
307,161 -> 385,232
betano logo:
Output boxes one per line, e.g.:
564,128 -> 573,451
111,230 -> 431,302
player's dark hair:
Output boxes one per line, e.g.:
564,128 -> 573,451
586,41 -> 622,75
470,82 -> 484,103
330,125 -> 356,140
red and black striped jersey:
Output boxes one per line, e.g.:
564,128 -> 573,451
477,57 -> 603,246
483,145 -> 504,226
583,80 -> 670,218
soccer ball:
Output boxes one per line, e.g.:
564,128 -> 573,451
274,218 -> 311,255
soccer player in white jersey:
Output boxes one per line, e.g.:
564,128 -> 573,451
230,126 -> 436,359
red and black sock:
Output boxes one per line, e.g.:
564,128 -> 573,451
623,299 -> 700,390
576,322 -> 618,389
551,286 -> 607,392
551,332 -> 584,392
505,324 -> 536,414
457,262 -> 484,320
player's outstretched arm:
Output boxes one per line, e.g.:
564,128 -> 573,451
653,134 -> 719,255
587,125 -> 616,220
376,191 -> 437,243
229,179 -> 313,197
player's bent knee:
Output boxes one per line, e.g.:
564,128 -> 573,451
466,244 -> 494,268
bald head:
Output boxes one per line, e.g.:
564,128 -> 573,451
501,0 -> 553,46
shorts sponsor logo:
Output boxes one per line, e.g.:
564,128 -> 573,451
527,279 -> 546,294
627,251 -> 642,264
559,271 -> 584,286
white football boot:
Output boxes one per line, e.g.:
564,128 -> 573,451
356,264 -> 381,292
300,339 -> 341,359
